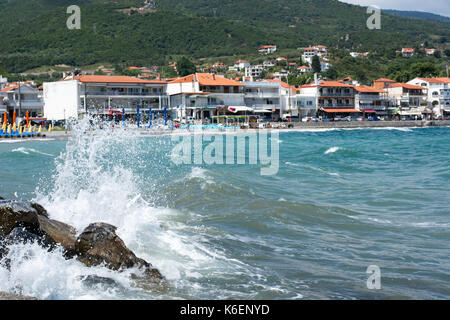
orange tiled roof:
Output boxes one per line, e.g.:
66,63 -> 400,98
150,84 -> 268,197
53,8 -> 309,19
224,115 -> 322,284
169,73 -> 244,86
259,45 -> 276,49
354,85 -> 385,93
388,83 -> 424,90
72,75 -> 167,84
417,77 -> 450,84
318,81 -> 354,88
1,85 -> 19,92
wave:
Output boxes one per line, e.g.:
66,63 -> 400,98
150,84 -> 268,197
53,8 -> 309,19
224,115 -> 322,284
324,147 -> 341,155
12,147 -> 54,157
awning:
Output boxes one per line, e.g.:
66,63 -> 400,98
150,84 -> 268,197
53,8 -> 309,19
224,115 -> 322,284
228,106 -> 253,113
253,109 -> 273,113
322,108 -> 362,113
362,109 -> 376,113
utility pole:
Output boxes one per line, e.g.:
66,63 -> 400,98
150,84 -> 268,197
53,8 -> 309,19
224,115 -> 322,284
18,74 -> 22,118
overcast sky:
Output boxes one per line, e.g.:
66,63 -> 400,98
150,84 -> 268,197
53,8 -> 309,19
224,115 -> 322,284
339,0 -> 450,17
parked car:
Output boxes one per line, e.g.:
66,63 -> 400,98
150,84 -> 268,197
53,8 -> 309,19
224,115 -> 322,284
368,116 -> 380,121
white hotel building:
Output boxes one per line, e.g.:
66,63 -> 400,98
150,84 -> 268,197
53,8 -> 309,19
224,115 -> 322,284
44,75 -> 169,120
407,77 -> 450,117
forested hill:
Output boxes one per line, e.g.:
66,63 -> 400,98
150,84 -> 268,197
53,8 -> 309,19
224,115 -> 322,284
0,0 -> 449,73
384,10 -> 450,23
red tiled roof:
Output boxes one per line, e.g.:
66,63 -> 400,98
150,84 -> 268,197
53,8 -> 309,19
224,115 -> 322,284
388,83 -> 424,90
1,85 -> 19,92
354,85 -> 385,93
169,73 -> 244,86
417,77 -> 450,84
318,81 -> 354,88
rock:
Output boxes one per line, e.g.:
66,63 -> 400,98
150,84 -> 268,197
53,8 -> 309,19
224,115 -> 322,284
0,292 -> 38,300
0,196 -> 4,200
30,202 -> 49,218
37,215 -> 77,252
75,223 -> 164,282
77,275 -> 122,290
5,227 -> 43,245
0,200 -> 40,235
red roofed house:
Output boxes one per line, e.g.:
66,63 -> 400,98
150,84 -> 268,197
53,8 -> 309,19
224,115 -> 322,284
298,66 -> 313,74
1,83 -> 44,119
43,75 -> 169,120
407,77 -> 450,117
402,48 -> 415,57
258,45 -> 277,54
373,78 -> 396,90
234,60 -> 250,70
385,82 -> 429,118
354,85 -> 388,115
167,73 -> 246,121
297,80 -> 358,117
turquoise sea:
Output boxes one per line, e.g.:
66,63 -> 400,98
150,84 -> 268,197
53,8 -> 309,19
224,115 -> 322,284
0,123 -> 449,300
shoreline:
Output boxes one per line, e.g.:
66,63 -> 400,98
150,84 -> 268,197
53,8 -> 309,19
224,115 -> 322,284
1,120 -> 449,141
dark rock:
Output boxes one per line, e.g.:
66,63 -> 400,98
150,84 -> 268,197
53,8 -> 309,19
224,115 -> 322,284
30,203 -> 49,218
0,201 -> 40,235
77,275 -> 121,290
37,215 -> 77,252
0,197 -> 4,200
5,227 -> 43,245
75,223 -> 164,282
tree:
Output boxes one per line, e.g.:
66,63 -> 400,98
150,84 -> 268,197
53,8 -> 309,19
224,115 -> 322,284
177,57 -> 197,76
433,50 -> 441,59
311,55 -> 321,74
323,67 -> 338,80
445,49 -> 450,57
0,66 -> 8,77
409,62 -> 439,78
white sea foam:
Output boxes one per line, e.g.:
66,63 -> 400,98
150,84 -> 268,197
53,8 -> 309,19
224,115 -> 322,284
12,147 -> 54,157
324,147 -> 341,155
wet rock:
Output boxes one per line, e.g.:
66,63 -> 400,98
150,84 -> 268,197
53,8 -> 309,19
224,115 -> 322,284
30,203 -> 49,218
75,223 -> 164,281
77,275 -> 122,290
37,215 -> 77,252
5,227 -> 43,245
0,200 -> 40,235
0,292 -> 38,300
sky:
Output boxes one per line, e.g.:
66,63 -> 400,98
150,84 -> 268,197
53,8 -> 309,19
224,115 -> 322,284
339,0 -> 450,17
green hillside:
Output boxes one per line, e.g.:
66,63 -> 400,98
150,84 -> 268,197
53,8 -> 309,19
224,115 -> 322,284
0,0 -> 449,73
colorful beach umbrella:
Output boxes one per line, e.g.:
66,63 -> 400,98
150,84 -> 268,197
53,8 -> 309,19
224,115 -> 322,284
3,111 -> 6,125
26,111 -> 30,127
12,111 -> 16,125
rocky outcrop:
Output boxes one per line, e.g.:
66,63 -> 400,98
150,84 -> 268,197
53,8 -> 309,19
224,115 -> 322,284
75,223 -> 164,282
0,200 -> 41,235
0,198 -> 165,290
0,291 -> 38,300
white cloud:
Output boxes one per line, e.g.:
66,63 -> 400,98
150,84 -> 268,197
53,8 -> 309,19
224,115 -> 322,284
339,0 -> 450,17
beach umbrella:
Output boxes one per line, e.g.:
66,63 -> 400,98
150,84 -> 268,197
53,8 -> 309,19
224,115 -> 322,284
122,108 -> 125,124
3,112 -> 6,125
26,111 -> 30,127
12,111 -> 16,125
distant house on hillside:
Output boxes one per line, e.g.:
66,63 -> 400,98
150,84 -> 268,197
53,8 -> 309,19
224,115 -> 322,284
234,60 -> 250,70
425,48 -> 436,55
258,45 -> 277,54
298,66 -> 313,74
402,48 -> 415,57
